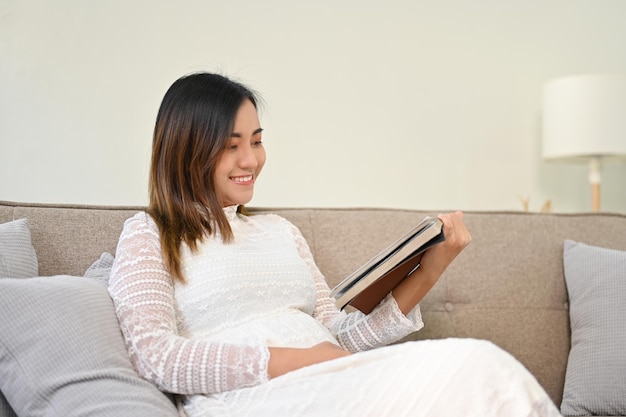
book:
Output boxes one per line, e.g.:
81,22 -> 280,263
330,216 -> 445,314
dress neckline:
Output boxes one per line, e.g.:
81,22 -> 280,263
223,205 -> 239,221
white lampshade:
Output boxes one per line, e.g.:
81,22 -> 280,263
542,74 -> 626,212
542,74 -> 626,162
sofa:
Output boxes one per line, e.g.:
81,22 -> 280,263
1,200 -> 625,417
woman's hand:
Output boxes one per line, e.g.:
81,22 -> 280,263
267,342 -> 351,379
420,211 -> 472,277
391,211 -> 471,315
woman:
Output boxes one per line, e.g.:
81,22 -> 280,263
108,72 -> 562,417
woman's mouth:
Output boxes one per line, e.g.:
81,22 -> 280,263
230,175 -> 254,185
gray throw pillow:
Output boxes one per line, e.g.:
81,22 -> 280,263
0,391 -> 18,417
84,252 -> 115,285
0,218 -> 38,278
561,240 -> 626,416
0,218 -> 39,416
0,275 -> 179,417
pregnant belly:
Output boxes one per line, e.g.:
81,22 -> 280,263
192,309 -> 338,348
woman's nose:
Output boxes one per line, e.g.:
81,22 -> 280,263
238,144 -> 258,168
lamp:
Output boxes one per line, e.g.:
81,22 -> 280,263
542,74 -> 626,212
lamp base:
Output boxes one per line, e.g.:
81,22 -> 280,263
592,183 -> 600,212
589,157 -> 601,213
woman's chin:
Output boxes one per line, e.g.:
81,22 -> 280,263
222,193 -> 254,207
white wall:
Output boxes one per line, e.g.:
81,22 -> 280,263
1,0 -> 625,213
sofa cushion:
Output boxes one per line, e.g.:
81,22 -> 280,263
0,275 -> 179,417
561,240 -> 626,416
0,218 -> 38,278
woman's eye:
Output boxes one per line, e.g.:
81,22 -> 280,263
253,140 -> 263,147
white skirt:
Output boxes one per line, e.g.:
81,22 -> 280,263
183,338 -> 562,417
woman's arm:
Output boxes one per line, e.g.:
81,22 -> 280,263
282,212 -> 469,352
391,211 -> 471,315
267,342 -> 351,378
282,217 -> 425,352
108,213 -> 271,394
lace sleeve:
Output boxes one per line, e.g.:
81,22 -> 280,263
107,212 -> 270,395
282,218 -> 424,352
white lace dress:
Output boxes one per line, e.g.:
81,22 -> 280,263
108,206 -> 562,417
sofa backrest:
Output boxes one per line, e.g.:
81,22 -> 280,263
0,201 -> 142,277
3,200 -> 626,406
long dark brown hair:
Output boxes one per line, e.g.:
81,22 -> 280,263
148,72 -> 259,283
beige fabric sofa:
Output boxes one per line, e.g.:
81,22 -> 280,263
1,200 -> 625,416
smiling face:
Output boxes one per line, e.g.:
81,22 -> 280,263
214,98 -> 266,207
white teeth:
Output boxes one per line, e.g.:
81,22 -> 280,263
233,175 -> 253,183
